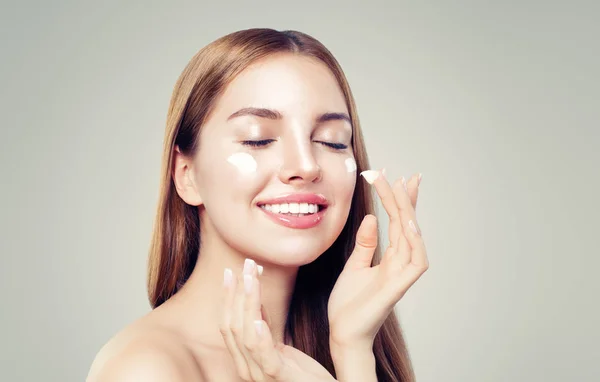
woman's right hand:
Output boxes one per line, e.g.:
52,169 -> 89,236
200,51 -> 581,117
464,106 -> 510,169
220,259 -> 336,382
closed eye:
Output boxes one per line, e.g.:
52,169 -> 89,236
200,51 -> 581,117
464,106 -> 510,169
317,141 -> 348,150
240,140 -> 348,150
240,139 -> 275,147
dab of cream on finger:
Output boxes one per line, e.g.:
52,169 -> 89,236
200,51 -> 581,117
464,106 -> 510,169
227,152 -> 257,174
360,170 -> 380,184
345,157 -> 357,173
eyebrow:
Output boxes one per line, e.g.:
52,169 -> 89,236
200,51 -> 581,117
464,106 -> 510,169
227,107 -> 351,125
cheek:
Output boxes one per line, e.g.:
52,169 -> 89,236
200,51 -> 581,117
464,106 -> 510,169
227,152 -> 258,175
198,150 -> 260,204
225,152 -> 279,186
326,155 -> 357,201
220,153 -> 266,197
344,157 -> 357,173
198,152 -> 268,206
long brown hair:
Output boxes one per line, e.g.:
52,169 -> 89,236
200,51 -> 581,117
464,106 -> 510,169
147,28 -> 415,381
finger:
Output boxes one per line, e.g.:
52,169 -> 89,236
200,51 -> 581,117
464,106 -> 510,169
406,173 -> 421,210
362,169 -> 402,250
405,220 -> 428,269
392,174 -> 421,236
384,220 -> 429,305
252,320 -> 290,381
232,261 -> 264,380
260,305 -> 273,332
220,268 -> 252,381
244,271 -> 265,366
344,214 -> 378,270
392,178 -> 412,266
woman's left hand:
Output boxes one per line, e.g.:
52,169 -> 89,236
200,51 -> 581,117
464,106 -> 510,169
327,171 -> 429,350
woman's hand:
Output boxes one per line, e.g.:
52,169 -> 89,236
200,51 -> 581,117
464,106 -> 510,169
220,259 -> 337,382
328,171 -> 429,350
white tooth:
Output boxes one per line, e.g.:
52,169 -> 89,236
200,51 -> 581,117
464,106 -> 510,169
289,203 -> 300,213
299,203 -> 309,213
279,203 -> 289,213
265,204 -> 272,212
271,204 -> 280,213
308,204 -> 315,213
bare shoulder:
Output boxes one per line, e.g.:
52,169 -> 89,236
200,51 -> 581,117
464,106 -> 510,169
86,316 -> 205,382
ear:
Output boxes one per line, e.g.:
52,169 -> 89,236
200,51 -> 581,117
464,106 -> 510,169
172,145 -> 203,206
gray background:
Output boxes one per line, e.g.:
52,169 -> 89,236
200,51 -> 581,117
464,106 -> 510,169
1,0 -> 598,381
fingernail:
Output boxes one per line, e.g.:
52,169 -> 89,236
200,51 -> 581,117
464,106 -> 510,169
381,168 -> 387,179
257,265 -> 263,276
360,170 -> 379,184
418,173 -> 423,185
409,220 -> 420,235
401,177 -> 407,191
244,274 -> 253,294
243,258 -> 255,275
254,320 -> 263,337
223,268 -> 232,287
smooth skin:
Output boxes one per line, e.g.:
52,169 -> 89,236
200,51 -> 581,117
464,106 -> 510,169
87,173 -> 425,382
87,54 -> 427,382
219,172 -> 427,382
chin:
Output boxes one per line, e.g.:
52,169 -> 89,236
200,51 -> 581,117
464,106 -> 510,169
247,238 -> 333,267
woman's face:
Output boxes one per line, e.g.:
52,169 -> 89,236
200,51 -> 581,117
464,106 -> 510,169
191,53 -> 356,266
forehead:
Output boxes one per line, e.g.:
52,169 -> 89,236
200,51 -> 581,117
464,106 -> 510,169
212,53 -> 348,118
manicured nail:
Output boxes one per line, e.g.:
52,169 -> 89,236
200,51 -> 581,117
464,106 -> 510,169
360,170 -> 379,184
418,173 -> 422,185
409,220 -> 420,235
243,258 -> 255,275
244,274 -> 253,294
254,320 -> 263,337
223,268 -> 232,287
257,265 -> 263,276
381,168 -> 387,179
401,177 -> 407,191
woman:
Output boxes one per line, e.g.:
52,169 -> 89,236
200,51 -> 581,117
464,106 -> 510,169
87,28 -> 428,382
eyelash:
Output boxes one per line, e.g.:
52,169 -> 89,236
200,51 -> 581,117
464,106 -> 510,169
241,140 -> 348,150
241,139 -> 276,147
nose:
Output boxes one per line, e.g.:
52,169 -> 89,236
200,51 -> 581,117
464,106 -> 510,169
278,140 -> 322,185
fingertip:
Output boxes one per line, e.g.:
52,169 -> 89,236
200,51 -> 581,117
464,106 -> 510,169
392,178 -> 404,193
359,214 -> 378,232
364,214 -> 377,223
360,169 -> 380,184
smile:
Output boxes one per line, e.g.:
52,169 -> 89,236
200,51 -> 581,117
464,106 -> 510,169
260,203 -> 321,215
256,194 -> 329,229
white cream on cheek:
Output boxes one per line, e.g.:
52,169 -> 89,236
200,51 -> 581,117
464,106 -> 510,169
345,157 -> 357,173
227,152 -> 257,174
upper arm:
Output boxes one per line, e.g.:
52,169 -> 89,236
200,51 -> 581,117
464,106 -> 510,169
90,342 -> 198,382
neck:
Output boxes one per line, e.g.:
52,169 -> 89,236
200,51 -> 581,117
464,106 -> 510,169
168,223 -> 299,348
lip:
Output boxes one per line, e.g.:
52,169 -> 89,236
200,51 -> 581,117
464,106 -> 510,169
256,193 -> 329,230
257,193 -> 329,207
